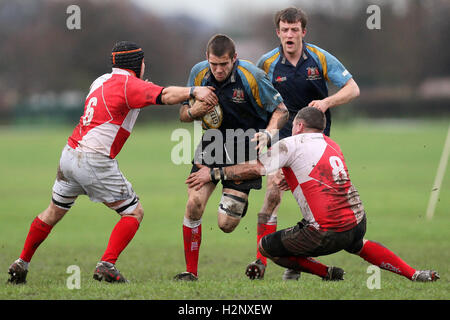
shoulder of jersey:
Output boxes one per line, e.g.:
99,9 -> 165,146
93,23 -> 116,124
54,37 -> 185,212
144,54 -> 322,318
283,134 -> 299,146
87,73 -> 113,97
257,47 -> 281,73
190,60 -> 209,75
189,60 -> 209,86
304,42 -> 330,59
237,59 -> 265,80
304,42 -> 324,51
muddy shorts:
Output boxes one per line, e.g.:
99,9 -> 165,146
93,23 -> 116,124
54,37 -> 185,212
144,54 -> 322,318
52,145 -> 137,205
261,216 -> 367,257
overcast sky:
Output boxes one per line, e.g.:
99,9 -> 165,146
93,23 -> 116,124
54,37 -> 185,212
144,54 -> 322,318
132,0 -> 295,26
132,0 -> 409,26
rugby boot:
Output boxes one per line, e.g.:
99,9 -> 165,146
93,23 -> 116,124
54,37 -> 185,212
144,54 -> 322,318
322,266 -> 345,281
93,261 -> 129,283
282,268 -> 301,281
411,270 -> 440,282
7,259 -> 28,284
245,259 -> 266,280
173,271 -> 198,281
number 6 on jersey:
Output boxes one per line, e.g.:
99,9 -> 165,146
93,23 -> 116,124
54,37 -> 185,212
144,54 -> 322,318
82,97 -> 97,126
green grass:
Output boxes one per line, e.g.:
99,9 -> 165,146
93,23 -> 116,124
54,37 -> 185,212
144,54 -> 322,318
0,119 -> 449,300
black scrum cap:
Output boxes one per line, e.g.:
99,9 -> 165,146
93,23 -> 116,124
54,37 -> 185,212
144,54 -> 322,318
111,41 -> 144,78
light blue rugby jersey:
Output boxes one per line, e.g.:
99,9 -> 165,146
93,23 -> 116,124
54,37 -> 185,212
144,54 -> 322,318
185,59 -> 283,132
257,42 -> 352,138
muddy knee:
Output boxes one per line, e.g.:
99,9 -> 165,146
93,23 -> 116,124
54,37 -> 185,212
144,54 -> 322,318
217,192 -> 248,233
186,195 -> 206,220
218,216 -> 239,233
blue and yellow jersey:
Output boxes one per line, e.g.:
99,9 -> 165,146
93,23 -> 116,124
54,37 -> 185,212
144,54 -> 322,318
186,59 -> 283,133
257,42 -> 352,138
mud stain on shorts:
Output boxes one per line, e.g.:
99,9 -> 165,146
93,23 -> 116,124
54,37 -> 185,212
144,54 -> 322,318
56,165 -> 68,182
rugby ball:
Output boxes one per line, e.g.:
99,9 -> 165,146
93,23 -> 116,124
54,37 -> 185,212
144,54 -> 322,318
189,98 -> 223,129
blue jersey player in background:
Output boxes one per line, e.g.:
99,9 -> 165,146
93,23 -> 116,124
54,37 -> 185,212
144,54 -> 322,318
175,34 -> 289,281
246,7 -> 361,281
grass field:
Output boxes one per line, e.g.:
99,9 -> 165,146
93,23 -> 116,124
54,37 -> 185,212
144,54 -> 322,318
0,119 -> 449,300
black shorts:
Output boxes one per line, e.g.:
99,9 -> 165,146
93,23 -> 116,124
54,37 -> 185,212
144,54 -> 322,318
190,164 -> 261,194
261,216 -> 367,257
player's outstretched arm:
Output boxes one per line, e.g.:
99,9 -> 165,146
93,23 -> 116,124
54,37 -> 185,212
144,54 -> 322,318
161,86 -> 218,105
186,163 -> 266,191
186,137 -> 291,190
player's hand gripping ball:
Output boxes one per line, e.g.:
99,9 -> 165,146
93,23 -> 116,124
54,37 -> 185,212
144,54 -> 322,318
189,98 -> 223,129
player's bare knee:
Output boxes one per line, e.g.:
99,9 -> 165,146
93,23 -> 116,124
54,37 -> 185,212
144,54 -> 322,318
218,217 -> 239,233
129,203 -> 144,223
218,223 -> 234,233
48,192 -> 77,225
106,195 -> 141,221
217,192 -> 248,230
186,196 -> 206,218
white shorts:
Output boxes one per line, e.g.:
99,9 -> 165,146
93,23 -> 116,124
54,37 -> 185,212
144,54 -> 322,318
52,145 -> 138,213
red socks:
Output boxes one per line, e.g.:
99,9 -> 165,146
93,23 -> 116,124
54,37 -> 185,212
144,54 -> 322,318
183,222 -> 202,276
20,217 -> 53,263
287,256 -> 329,277
359,240 -> 416,279
256,222 -> 277,265
101,216 -> 140,264
20,216 -> 140,265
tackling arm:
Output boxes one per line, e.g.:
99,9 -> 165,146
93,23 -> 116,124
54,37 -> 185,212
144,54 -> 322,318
186,140 -> 290,191
161,86 -> 218,106
185,162 -> 266,191
223,161 -> 266,181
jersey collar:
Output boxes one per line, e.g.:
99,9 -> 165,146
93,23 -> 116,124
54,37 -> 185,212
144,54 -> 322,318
278,43 -> 308,66
207,59 -> 239,87
111,68 -> 134,76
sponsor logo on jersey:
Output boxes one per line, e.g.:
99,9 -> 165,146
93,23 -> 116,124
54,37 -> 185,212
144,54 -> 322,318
275,76 -> 287,83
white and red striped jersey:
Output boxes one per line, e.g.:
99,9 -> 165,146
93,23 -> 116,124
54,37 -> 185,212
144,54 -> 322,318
68,68 -> 164,158
259,133 -> 365,232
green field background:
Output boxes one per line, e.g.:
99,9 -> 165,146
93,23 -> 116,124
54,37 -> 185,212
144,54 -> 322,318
0,119 -> 449,300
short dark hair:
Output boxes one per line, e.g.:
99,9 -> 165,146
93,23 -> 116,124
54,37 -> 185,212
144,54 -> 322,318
206,34 -> 236,58
274,7 -> 308,30
294,107 -> 325,131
